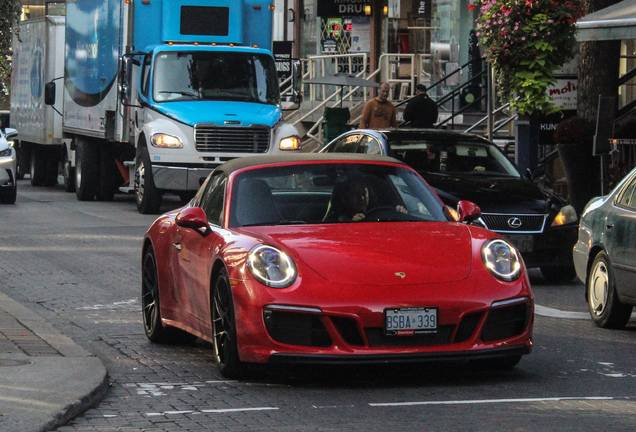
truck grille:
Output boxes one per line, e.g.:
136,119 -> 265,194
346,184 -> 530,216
480,213 -> 547,233
194,125 -> 270,153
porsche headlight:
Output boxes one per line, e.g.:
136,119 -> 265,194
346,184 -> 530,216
247,244 -> 297,288
552,204 -> 578,226
152,133 -> 183,148
481,239 -> 522,281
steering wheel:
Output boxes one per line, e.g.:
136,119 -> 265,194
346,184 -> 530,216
364,205 -> 398,221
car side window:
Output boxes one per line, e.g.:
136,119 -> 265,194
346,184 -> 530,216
200,173 -> 227,226
356,136 -> 382,155
616,174 -> 636,209
329,134 -> 362,152
140,55 -> 151,98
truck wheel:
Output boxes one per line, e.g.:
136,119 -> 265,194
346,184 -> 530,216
43,150 -> 59,186
30,147 -> 47,186
75,139 -> 99,201
135,147 -> 163,214
15,145 -> 28,180
96,145 -> 118,201
62,149 -> 76,192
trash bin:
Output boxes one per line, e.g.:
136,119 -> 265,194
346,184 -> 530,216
323,107 -> 351,144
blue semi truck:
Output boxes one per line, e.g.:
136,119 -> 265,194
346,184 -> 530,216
15,0 -> 301,213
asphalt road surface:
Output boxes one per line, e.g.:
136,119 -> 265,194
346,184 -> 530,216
3,179 -> 636,432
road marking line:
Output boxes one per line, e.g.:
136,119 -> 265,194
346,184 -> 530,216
535,305 -> 589,320
200,407 -> 279,413
369,396 -> 615,407
145,407 -> 279,417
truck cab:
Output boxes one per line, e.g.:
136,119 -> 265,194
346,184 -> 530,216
47,0 -> 301,214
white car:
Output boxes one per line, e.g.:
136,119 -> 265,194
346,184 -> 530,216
0,127 -> 18,204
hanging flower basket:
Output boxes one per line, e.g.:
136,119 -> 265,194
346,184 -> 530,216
471,0 -> 585,115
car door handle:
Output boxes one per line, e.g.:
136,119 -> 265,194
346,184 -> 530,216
606,223 -> 614,230
173,243 -> 182,251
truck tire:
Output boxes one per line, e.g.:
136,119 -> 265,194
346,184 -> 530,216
62,148 -> 76,192
30,147 -> 47,186
135,147 -> 163,214
75,139 -> 99,201
96,145 -> 118,201
44,150 -> 60,186
15,144 -> 28,180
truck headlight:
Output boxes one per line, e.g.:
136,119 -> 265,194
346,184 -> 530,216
152,133 -> 183,148
279,136 -> 300,151
481,239 -> 522,281
247,244 -> 297,288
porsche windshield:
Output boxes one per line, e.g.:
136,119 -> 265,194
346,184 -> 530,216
153,51 -> 280,105
229,163 -> 452,227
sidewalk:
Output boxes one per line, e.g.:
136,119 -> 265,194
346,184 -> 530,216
0,292 -> 109,432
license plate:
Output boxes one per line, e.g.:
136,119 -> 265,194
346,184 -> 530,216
384,307 -> 437,336
506,234 -> 534,253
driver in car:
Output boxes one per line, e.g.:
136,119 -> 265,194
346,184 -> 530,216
324,174 -> 406,222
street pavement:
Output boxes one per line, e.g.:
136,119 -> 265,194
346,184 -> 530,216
0,291 -> 109,432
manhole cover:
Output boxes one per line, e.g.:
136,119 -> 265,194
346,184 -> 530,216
0,359 -> 31,367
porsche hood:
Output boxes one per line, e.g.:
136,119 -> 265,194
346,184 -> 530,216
255,222 -> 475,285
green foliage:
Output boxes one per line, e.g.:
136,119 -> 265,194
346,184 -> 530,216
0,0 -> 22,103
472,0 -> 585,115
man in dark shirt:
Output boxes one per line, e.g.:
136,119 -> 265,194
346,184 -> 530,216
403,84 -> 438,128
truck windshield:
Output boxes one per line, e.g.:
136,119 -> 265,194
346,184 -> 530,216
152,51 -> 280,105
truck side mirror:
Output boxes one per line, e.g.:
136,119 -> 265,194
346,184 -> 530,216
119,56 -> 132,105
283,61 -> 302,110
45,82 -> 56,105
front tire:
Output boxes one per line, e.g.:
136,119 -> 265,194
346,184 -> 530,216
135,147 -> 163,214
75,139 -> 99,201
62,148 -> 76,192
587,251 -> 632,329
211,268 -> 246,379
0,184 -> 16,204
30,147 -> 47,186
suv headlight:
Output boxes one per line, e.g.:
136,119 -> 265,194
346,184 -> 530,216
552,204 -> 578,226
247,244 -> 297,288
482,239 -> 522,281
0,147 -> 11,157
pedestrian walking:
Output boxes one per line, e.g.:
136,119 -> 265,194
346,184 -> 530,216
360,82 -> 397,129
403,84 -> 438,128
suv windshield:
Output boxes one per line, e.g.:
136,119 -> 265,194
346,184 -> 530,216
391,140 -> 520,177
153,51 -> 280,105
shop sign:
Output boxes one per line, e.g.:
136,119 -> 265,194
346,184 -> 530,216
273,41 -> 293,94
318,0 -> 369,17
413,0 -> 432,20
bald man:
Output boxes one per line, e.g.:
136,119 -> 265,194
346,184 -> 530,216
360,82 -> 397,129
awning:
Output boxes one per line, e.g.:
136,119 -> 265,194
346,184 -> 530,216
577,0 -> 636,41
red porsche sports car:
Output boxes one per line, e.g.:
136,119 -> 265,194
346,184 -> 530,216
142,154 -> 534,378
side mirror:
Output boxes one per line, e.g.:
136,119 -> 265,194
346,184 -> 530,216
282,60 -> 303,110
457,200 -> 481,222
524,168 -> 533,180
45,82 -> 56,105
4,127 -> 18,140
119,56 -> 132,105
175,207 -> 211,236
